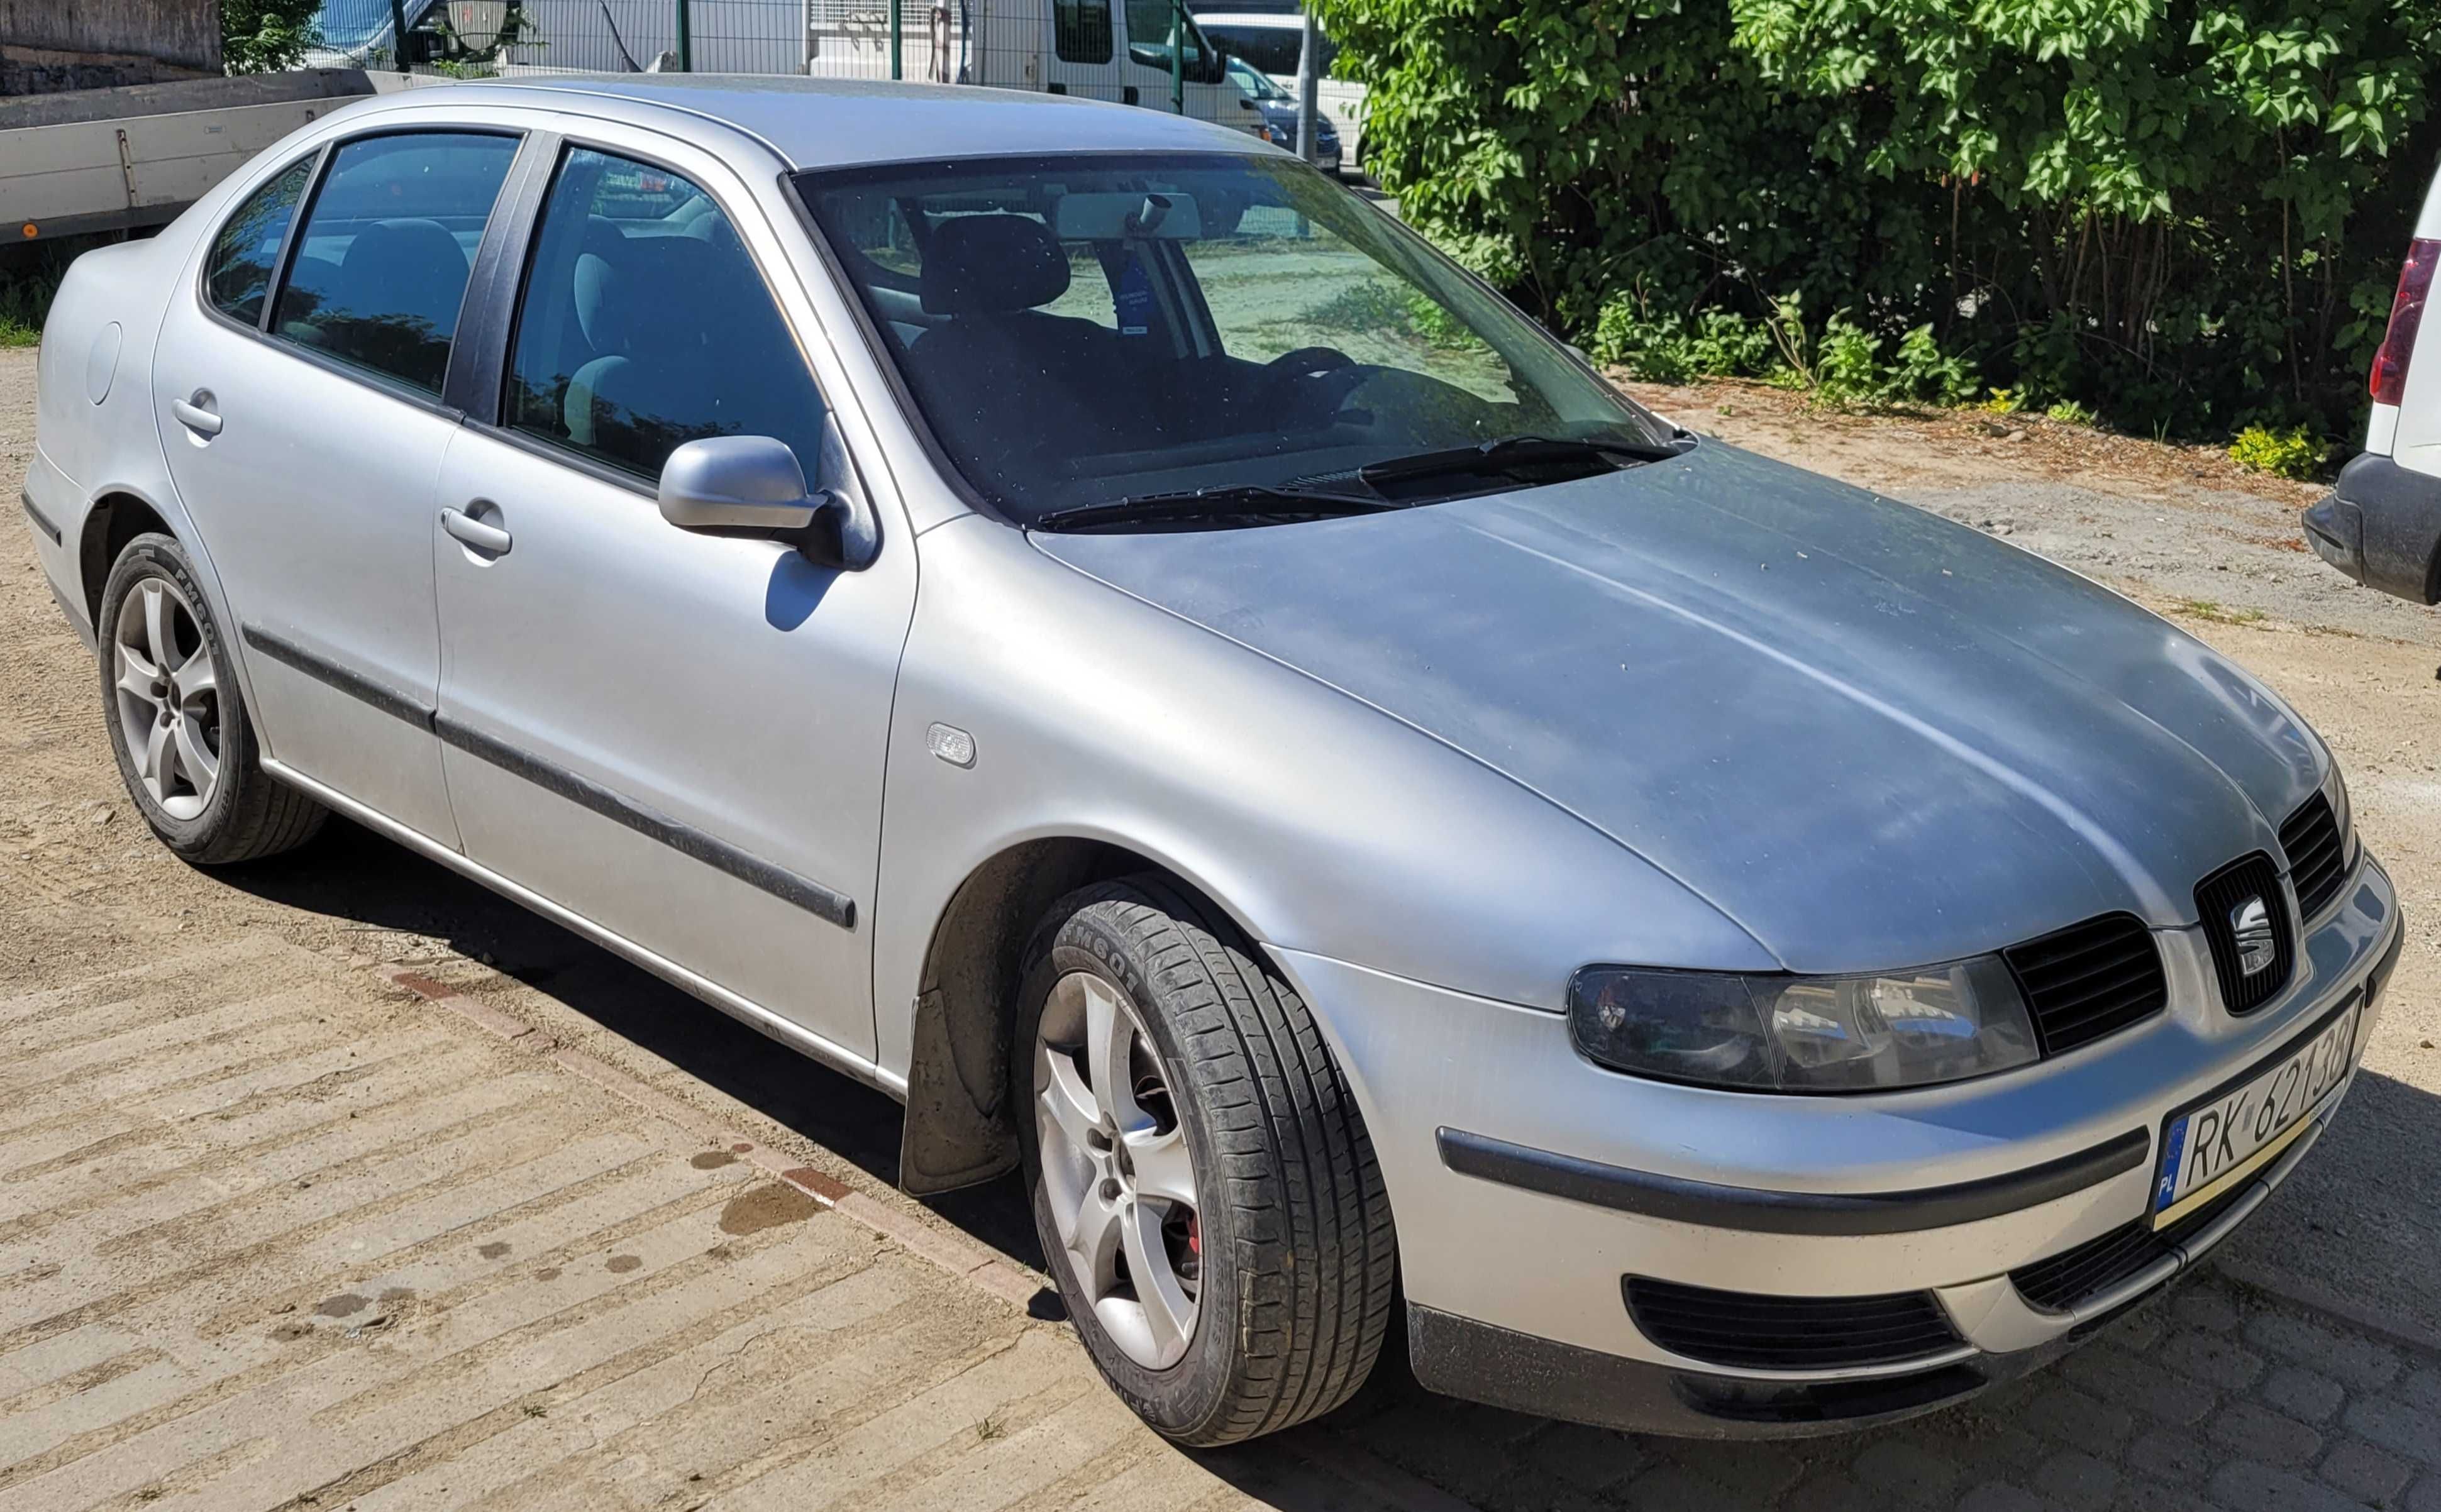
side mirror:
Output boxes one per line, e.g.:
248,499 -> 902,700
658,435 -> 878,570
1238,97 -> 1258,110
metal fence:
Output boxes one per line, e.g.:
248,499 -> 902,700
326,0 -> 1239,112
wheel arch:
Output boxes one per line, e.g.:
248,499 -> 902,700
895,833 -> 1261,1196
80,488 -> 177,626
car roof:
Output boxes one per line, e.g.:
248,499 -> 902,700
396,74 -> 1278,172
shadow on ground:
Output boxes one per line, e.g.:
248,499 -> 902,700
218,814 -> 1043,1262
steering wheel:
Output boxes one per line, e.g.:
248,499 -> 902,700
1265,346 -> 1376,424
1266,346 -> 1356,377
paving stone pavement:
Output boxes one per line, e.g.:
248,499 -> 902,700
1319,1276 -> 2441,1512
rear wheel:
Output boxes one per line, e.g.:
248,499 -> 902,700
1014,875 -> 1396,1445
96,534 -> 326,864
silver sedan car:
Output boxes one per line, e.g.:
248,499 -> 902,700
23,76 -> 2402,1444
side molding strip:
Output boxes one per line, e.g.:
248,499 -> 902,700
20,490 -> 62,546
431,717 -> 856,930
1437,1125 -> 2150,1236
238,622 -> 856,930
241,624 -> 437,729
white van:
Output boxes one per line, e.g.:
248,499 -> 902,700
803,0 -> 1252,134
2303,193 -> 2441,603
1188,8 -> 1363,172
309,0 -> 1258,139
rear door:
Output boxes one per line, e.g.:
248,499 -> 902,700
152,121 -> 531,843
430,128 -> 915,1068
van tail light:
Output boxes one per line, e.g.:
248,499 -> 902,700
2369,238 -> 2441,406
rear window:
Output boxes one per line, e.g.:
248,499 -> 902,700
269,131 -> 519,394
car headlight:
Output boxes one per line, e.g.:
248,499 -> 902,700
1568,958 -> 2040,1093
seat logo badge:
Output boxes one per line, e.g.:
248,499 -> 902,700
2231,896 -> 2276,976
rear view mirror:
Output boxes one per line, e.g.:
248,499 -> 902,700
658,435 -> 879,570
1052,191 -> 1204,240
659,436 -> 820,533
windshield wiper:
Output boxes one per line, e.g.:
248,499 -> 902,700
1030,484 -> 1401,533
1357,432 -> 1684,492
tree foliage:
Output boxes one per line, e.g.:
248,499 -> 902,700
1312,0 -> 2441,436
224,0 -> 324,74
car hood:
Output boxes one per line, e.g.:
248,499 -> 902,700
1030,441 -> 2326,973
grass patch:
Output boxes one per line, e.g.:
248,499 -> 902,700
2171,597 -> 2267,626
0,253 -> 70,348
2228,424 -> 2325,480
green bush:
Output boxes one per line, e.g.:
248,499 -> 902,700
1589,298 -> 1780,383
2229,424 -> 2328,478
1312,0 -> 2441,439
223,0 -> 322,74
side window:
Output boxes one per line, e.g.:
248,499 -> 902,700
270,132 -> 520,395
506,147 -> 828,482
1054,0 -> 1112,63
204,157 -> 314,326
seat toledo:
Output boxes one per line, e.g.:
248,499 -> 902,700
23,76 -> 2401,1443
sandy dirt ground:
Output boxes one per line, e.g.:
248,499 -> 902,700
6,345 -> 2441,1511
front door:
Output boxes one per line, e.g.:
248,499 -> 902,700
153,127 -> 526,843
432,139 -> 912,1064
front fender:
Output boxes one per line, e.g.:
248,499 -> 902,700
872,515 -> 1771,1090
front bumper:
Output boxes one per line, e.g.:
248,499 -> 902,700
1278,853 -> 2401,1436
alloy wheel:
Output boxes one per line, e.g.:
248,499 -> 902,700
1033,970 -> 1202,1369
111,577 -> 221,821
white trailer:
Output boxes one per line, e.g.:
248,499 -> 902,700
0,70 -> 376,244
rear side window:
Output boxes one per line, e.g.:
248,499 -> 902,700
203,157 -> 313,326
1054,0 -> 1112,62
270,132 -> 520,395
504,146 -> 828,482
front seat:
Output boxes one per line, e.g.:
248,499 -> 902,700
906,214 -> 1133,478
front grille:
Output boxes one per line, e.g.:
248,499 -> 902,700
2002,913 -> 2168,1056
1624,1278 -> 1962,1371
2280,793 -> 2347,922
2196,853 -> 2294,1015
2009,1183 -> 2255,1313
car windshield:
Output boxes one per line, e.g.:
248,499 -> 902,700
794,153 -> 1672,527
1229,58 -> 1288,100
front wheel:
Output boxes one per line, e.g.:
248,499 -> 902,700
1014,875 -> 1396,1446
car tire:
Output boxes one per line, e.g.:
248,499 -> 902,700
96,533 -> 326,864
1013,874 -> 1397,1446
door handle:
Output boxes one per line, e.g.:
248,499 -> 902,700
441,506 -> 512,555
170,394 -> 222,436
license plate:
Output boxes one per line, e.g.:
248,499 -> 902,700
2152,999 -> 2358,1228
